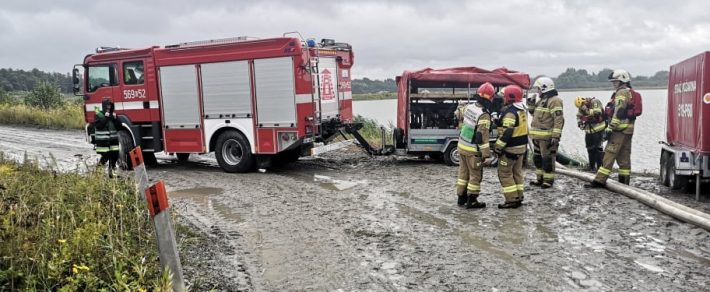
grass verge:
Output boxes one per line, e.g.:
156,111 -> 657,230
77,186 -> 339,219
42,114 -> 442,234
0,154 -> 170,290
0,102 -> 84,130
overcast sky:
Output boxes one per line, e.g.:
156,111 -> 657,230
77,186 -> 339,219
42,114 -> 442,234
1,0 -> 709,80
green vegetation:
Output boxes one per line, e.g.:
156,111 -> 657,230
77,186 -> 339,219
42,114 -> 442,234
25,82 -> 65,110
0,81 -> 85,129
0,155 -> 171,290
0,68 -> 73,93
540,68 -> 668,90
352,78 -> 397,94
351,115 -> 392,148
0,102 -> 84,130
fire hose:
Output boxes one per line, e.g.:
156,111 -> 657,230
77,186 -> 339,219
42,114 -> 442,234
556,166 -> 710,231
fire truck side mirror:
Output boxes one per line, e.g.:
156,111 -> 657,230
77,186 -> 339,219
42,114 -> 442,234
72,67 -> 83,95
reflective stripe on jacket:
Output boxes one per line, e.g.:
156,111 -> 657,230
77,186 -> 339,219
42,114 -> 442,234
529,95 -> 564,140
576,98 -> 606,134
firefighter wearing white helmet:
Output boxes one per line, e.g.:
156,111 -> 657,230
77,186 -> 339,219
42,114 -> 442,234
528,76 -> 565,188
586,69 -> 635,187
455,82 -> 495,209
575,96 -> 606,170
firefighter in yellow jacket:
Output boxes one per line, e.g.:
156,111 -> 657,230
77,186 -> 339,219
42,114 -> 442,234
494,85 -> 528,209
575,96 -> 606,171
586,69 -> 635,187
455,82 -> 495,208
528,77 -> 564,188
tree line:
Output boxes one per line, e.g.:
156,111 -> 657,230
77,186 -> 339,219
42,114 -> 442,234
0,68 -> 73,93
351,68 -> 669,93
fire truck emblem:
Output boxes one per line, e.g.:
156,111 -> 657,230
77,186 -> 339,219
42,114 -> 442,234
320,68 -> 335,102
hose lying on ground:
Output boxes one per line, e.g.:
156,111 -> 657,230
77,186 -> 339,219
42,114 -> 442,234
556,166 -> 710,231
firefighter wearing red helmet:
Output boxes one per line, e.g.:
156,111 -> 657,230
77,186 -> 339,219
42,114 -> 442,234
493,85 -> 529,209
586,69 -> 635,187
455,82 -> 495,208
528,77 -> 565,188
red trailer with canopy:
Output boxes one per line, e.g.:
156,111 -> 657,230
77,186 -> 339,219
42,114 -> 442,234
384,67 -> 530,165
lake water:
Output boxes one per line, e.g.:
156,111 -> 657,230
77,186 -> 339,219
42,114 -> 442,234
353,89 -> 667,173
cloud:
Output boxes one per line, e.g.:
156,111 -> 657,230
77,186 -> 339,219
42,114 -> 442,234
1,0 -> 709,80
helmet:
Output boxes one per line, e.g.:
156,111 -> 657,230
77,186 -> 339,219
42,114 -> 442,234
574,96 -> 586,108
608,69 -> 631,83
502,85 -> 523,104
477,82 -> 495,101
533,77 -> 555,93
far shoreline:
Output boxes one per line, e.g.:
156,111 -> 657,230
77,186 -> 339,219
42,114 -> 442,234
353,86 -> 668,101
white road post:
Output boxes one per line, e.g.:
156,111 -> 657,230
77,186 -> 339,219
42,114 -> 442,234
145,181 -> 186,291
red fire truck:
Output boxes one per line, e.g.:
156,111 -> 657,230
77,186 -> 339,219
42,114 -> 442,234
660,51 -> 710,198
72,35 -> 354,172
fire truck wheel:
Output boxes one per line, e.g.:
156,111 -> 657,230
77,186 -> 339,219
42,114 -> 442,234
176,153 -> 190,162
215,131 -> 255,173
659,151 -> 670,187
117,130 -> 134,170
667,154 -> 689,190
443,143 -> 460,166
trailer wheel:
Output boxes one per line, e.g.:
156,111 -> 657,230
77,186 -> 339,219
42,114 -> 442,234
443,143 -> 460,166
176,153 -> 190,162
660,151 -> 670,186
117,130 -> 134,170
667,154 -> 689,190
215,131 -> 255,173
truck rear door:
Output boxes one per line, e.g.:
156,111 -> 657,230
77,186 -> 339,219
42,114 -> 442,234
158,64 -> 205,153
315,57 -> 340,120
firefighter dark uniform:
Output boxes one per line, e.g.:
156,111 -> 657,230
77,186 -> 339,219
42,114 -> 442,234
455,82 -> 495,209
495,85 -> 528,209
587,69 -> 635,187
529,77 -> 564,188
94,99 -> 120,174
575,97 -> 606,170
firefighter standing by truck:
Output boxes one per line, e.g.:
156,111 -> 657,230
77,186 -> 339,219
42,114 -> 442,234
528,77 -> 564,188
494,85 -> 528,209
575,96 -> 606,171
455,82 -> 495,209
94,98 -> 120,177
586,69 -> 636,187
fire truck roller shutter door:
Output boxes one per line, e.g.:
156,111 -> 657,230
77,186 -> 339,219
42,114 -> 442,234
254,57 -> 297,127
159,65 -> 205,153
201,61 -> 252,119
201,60 -> 257,153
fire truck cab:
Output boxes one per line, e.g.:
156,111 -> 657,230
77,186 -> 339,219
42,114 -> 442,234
73,36 -> 354,172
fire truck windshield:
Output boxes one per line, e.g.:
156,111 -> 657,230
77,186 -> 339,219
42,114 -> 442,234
87,65 -> 117,92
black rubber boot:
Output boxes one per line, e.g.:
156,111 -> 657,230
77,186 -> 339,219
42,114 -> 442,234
618,176 -> 630,185
530,177 -> 543,186
457,194 -> 469,206
466,195 -> 486,209
498,201 -> 522,209
584,181 -> 605,188
541,181 -> 553,189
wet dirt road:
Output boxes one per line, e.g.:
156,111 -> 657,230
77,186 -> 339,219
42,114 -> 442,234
1,125 -> 709,291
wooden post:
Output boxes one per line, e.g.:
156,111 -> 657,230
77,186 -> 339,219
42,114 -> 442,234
146,181 -> 185,291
